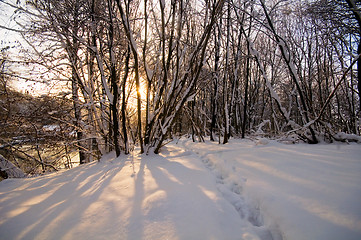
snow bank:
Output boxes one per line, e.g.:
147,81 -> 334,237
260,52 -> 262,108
184,138 -> 361,240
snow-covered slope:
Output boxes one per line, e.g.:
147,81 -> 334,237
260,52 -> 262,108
1,139 -> 360,240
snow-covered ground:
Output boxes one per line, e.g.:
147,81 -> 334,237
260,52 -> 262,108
183,139 -> 361,240
0,139 -> 360,240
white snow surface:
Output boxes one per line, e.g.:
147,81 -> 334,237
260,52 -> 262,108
184,139 -> 361,240
0,139 -> 360,240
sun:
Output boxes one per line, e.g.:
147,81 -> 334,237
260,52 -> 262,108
138,80 -> 148,100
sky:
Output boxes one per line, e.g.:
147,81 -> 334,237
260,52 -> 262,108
1,0 -> 68,96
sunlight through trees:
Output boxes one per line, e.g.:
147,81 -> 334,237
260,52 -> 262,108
0,0 -> 360,174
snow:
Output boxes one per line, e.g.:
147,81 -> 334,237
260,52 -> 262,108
1,139 -> 361,240
42,124 -> 61,132
334,132 -> 361,143
184,139 -> 361,240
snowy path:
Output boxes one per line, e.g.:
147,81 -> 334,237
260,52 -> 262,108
183,139 -> 361,240
0,142 -> 265,240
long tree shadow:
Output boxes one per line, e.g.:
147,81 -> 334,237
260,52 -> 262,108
0,159 -> 126,239
135,146 -> 245,240
126,155 -> 146,240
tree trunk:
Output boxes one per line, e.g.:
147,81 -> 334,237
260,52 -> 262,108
357,42 -> 361,111
344,0 -> 361,111
223,2 -> 231,144
260,0 -> 318,143
210,24 -> 220,141
115,0 -> 144,153
242,41 -> 250,139
108,0 -> 121,157
122,49 -> 131,155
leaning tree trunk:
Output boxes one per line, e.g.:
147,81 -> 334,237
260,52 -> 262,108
260,0 -> 318,143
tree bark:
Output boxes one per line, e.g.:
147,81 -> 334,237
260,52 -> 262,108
210,24 -> 220,141
115,0 -> 144,153
122,48 -> 130,155
108,0 -> 121,157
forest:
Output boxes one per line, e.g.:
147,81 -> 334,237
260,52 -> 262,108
0,0 -> 360,175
